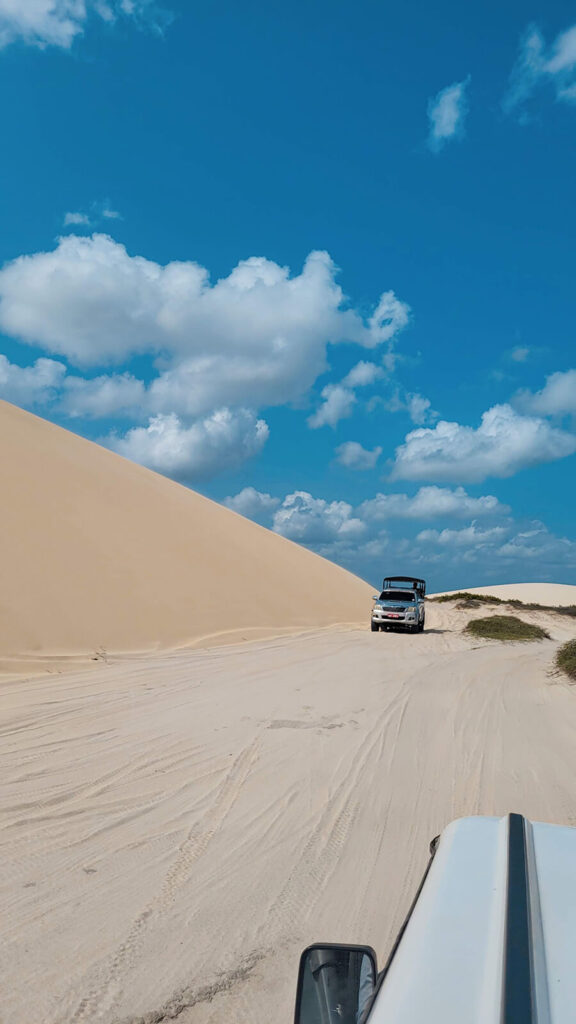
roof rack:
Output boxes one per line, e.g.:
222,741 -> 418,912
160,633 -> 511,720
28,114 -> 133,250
382,576 -> 426,596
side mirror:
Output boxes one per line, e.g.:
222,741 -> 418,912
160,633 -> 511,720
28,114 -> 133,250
372,595 -> 379,601
294,943 -> 377,1024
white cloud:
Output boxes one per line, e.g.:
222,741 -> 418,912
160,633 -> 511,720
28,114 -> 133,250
391,403 -> 576,483
366,291 -> 410,348
63,205 -> 122,229
335,441 -> 382,470
504,22 -> 576,114
308,385 -> 356,429
0,0 -> 168,50
0,235 -> 410,421
359,486 -> 508,521
381,387 -> 437,425
272,491 -> 367,544
0,354 -> 66,407
64,211 -> 91,227
60,372 -> 146,418
308,360 -> 390,430
223,487 -> 280,520
416,524 -> 508,548
107,409 -> 269,483
495,525 -> 576,565
342,361 -> 384,388
515,369 -> 576,418
223,483 -> 507,532
427,79 -> 469,152
406,393 -> 435,425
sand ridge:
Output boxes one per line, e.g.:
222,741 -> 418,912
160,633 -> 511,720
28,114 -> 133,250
2,598 -> 576,1024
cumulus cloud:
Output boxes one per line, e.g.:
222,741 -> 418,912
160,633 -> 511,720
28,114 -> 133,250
0,0 -> 169,50
107,409 -> 269,483
308,360 -> 390,429
504,22 -> 576,115
427,78 -> 470,152
515,369 -> 576,418
223,487 -> 280,521
391,403 -> 576,483
308,385 -> 356,429
0,354 -> 66,407
272,492 -> 367,545
383,389 -> 437,425
416,524 -> 508,548
335,441 -> 382,470
359,486 -> 508,521
417,521 -> 576,573
0,235 -> 410,422
60,372 -> 146,419
223,483 -> 508,533
495,525 -> 576,565
341,361 -> 384,388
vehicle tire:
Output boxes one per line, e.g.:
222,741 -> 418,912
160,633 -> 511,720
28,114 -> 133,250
371,621 -> 378,632
419,617 -> 425,632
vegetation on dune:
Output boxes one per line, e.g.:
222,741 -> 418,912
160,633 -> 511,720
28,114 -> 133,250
433,592 -> 502,604
506,600 -> 576,618
430,593 -> 576,617
465,615 -> 550,642
556,640 -> 576,682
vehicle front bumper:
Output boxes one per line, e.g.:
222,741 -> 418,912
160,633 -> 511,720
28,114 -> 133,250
372,611 -> 417,628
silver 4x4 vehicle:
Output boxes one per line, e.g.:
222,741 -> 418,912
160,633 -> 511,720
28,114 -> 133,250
371,576 -> 426,633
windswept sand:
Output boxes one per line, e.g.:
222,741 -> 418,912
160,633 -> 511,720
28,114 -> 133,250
2,598 -> 576,1024
0,401 -> 372,673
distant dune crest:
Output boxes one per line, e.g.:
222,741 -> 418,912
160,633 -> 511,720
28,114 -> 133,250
431,583 -> 576,607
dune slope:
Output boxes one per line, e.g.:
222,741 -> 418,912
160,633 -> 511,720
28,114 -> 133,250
0,400 -> 372,665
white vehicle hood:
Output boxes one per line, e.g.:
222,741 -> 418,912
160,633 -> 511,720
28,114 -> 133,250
368,814 -> 576,1023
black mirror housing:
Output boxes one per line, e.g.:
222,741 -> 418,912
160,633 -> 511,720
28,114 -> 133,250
294,943 -> 377,1024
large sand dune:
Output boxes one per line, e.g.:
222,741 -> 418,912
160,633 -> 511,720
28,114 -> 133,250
0,400 -> 372,671
2,598 -> 576,1024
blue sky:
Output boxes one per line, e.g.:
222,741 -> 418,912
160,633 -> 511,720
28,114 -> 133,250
1,0 -> 575,591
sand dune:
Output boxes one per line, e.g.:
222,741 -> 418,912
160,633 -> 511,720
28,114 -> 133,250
0,400 -> 372,671
2,598 -> 576,1024
431,582 -> 576,606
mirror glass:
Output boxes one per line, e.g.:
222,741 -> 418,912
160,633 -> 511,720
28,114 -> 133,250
295,945 -> 376,1024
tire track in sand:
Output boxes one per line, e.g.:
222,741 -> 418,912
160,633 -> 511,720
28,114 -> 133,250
62,739 -> 260,1024
267,689 -> 410,932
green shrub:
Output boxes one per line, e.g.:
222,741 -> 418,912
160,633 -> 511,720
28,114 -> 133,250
556,640 -> 576,681
432,592 -> 503,604
465,615 -> 550,642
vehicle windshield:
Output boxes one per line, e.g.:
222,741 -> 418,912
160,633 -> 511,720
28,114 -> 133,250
379,590 -> 414,602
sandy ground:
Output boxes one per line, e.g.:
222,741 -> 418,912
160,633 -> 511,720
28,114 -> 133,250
2,599 -> 576,1024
